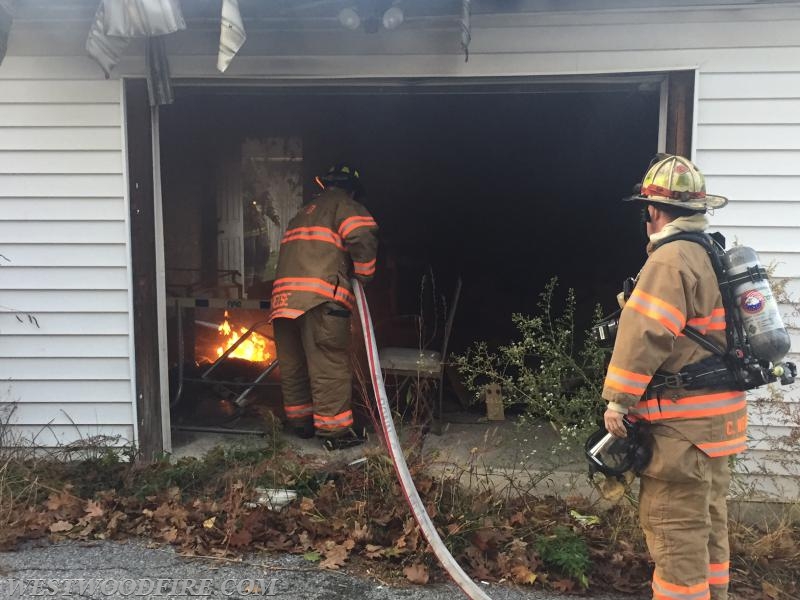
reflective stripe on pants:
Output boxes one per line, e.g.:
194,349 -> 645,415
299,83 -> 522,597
273,302 -> 353,437
639,433 -> 731,600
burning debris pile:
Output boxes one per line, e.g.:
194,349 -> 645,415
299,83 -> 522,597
214,311 -> 276,364
170,310 -> 281,425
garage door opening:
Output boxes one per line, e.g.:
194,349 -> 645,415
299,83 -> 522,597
149,75 -> 677,454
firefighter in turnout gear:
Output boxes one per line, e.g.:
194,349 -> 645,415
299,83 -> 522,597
270,164 -> 378,449
603,155 -> 742,600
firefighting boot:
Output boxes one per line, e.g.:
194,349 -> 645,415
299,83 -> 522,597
292,422 -> 315,439
321,428 -> 366,451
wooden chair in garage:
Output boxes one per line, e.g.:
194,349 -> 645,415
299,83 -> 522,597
377,277 -> 462,433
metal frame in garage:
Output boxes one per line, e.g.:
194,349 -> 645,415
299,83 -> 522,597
168,296 -> 279,437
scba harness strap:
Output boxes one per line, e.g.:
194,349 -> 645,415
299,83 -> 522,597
586,230 -> 796,482
647,232 -> 795,392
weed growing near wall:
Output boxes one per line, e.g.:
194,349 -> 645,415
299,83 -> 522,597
535,525 -> 591,589
454,278 -> 607,441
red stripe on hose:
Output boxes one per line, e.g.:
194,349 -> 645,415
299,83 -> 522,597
353,281 -> 491,600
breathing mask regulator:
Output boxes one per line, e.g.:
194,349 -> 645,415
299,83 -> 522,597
591,276 -> 635,347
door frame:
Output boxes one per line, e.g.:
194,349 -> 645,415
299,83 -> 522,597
124,79 -> 169,459
124,69 -> 696,458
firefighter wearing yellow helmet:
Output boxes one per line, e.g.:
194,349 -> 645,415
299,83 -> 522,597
270,163 -> 378,450
633,154 -> 728,211
602,155 -> 740,600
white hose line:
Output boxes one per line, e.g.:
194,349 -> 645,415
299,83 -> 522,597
352,280 -> 492,600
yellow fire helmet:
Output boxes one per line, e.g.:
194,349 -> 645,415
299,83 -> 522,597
627,154 -> 728,211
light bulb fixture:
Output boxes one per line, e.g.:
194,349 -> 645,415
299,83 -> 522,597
382,6 -> 404,30
338,7 -> 361,31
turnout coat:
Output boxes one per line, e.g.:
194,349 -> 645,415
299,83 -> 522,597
270,187 -> 378,321
602,237 -> 748,457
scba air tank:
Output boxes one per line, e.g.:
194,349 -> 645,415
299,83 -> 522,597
723,246 -> 791,363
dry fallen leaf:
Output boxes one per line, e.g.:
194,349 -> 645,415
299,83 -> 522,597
319,539 -> 355,570
84,500 -> 104,519
473,529 -> 497,551
569,509 -> 600,528
229,529 -> 253,548
600,477 -> 626,503
298,531 -> 314,550
45,493 -> 70,512
162,527 -> 179,543
106,511 -> 127,532
351,522 -> 369,542
551,578 -> 575,593
403,563 -> 430,585
153,503 -> 174,521
319,547 -> 348,570
510,565 -> 538,585
49,521 -> 73,533
508,537 -> 528,556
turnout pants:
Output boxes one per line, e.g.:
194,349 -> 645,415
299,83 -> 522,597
639,433 -> 731,600
273,302 -> 354,438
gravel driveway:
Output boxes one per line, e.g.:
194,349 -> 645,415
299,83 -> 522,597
0,540 -> 640,600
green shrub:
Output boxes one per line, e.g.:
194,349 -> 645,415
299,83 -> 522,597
454,278 -> 606,440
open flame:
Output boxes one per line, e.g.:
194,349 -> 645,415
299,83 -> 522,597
216,311 -> 275,363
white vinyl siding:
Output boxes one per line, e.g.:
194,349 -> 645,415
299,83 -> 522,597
694,67 -> 800,500
0,128 -> 122,151
0,36 -> 133,449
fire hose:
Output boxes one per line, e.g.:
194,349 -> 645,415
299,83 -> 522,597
352,280 -> 492,600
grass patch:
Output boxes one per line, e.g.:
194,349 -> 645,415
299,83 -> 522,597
536,526 -> 591,589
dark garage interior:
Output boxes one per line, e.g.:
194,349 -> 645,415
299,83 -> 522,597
158,78 -> 661,434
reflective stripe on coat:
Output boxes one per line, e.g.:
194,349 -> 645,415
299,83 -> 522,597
270,187 -> 378,321
601,238 -> 747,457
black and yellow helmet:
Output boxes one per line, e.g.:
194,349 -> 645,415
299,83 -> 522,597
317,163 -> 364,197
